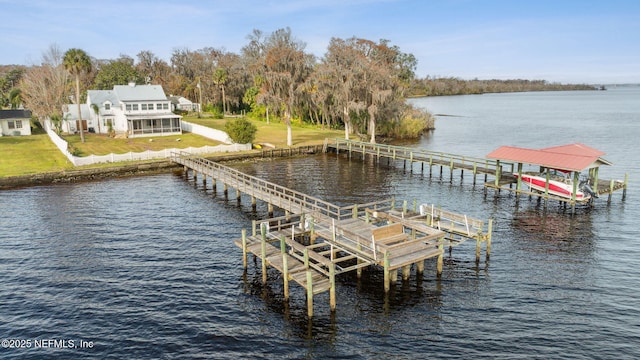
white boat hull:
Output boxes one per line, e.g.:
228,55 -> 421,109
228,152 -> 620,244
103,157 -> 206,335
514,173 -> 590,201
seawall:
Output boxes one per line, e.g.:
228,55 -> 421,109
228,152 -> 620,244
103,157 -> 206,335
0,145 -> 324,190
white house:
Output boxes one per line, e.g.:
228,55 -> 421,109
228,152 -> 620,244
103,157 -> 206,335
169,95 -> 200,113
0,110 -> 32,136
63,83 -> 182,138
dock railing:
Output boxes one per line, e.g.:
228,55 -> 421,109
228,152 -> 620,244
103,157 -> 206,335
329,138 -> 501,175
172,150 -> 342,218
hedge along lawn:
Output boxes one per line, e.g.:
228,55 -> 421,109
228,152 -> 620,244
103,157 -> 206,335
0,134 -> 74,177
64,133 -> 224,156
185,115 -> 344,147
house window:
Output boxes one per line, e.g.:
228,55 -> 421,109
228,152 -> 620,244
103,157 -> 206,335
132,104 -> 139,111
126,104 -> 132,111
8,120 -> 22,129
148,103 -> 154,110
162,103 -> 169,110
141,104 -> 148,110
104,103 -> 111,111
156,103 -> 163,110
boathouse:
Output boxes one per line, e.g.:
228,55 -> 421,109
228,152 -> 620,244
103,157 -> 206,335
485,143 -> 625,206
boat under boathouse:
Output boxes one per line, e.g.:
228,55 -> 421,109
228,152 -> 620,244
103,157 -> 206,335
485,143 -> 627,208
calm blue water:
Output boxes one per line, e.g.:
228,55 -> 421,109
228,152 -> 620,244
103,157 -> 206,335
1,87 -> 639,359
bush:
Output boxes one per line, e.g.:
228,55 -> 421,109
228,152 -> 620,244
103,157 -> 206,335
224,118 -> 257,144
378,106 -> 435,139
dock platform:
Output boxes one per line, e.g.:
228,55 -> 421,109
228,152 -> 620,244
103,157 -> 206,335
171,152 -> 492,317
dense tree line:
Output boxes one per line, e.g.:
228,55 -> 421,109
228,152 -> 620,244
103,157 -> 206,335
0,28 -> 597,143
407,77 -> 597,97
1,29 -> 433,143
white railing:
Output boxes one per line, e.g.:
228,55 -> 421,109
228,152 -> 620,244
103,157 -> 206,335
43,118 -> 250,167
43,119 -> 75,162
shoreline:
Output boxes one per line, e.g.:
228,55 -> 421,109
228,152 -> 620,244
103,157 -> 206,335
0,145 -> 324,190
0,160 -> 179,190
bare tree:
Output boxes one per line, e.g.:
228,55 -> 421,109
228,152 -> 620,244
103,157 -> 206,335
20,44 -> 70,123
136,50 -> 172,89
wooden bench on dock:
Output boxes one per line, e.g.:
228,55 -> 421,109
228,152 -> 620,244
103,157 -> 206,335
371,223 -> 444,270
371,223 -> 407,246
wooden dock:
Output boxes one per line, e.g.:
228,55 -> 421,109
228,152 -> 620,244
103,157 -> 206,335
327,138 -> 501,184
326,139 -> 628,208
171,152 -> 493,317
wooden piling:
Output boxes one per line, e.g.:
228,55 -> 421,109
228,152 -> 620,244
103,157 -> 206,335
486,219 -> 493,261
437,238 -> 444,277
623,173 -> 628,200
261,224 -> 267,284
329,263 -> 336,312
241,229 -> 247,270
383,251 -> 390,293
280,235 -> 289,301
402,265 -> 411,281
473,163 -> 477,185
608,179 -> 614,203
390,270 -> 398,286
304,249 -> 314,318
356,241 -> 363,279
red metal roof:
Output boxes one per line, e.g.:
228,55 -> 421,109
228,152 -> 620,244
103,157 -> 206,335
486,144 -> 610,172
540,143 -> 606,157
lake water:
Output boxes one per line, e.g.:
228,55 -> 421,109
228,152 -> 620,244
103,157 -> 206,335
1,87 -> 639,359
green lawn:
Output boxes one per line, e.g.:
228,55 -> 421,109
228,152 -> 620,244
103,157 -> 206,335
0,116 -> 345,177
186,116 -> 344,148
0,134 -> 74,177
64,133 -> 223,156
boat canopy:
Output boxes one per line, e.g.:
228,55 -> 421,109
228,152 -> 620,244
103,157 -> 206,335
486,143 -> 612,172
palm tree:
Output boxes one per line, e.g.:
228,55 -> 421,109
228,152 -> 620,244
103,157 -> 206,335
9,88 -> 22,109
63,48 -> 92,143
91,103 -> 101,134
212,68 -> 228,114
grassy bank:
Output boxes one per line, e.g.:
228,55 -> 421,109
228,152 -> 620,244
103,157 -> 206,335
0,134 -> 73,177
186,116 -> 343,147
0,116 -> 343,178
65,132 -> 224,156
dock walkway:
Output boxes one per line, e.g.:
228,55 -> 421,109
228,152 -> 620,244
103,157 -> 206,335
171,152 -> 492,317
327,138 -> 500,182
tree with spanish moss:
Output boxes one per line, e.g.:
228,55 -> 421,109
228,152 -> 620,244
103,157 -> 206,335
258,27 -> 313,146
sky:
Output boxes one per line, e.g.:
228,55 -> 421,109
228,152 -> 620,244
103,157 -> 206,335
1,0 -> 639,84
